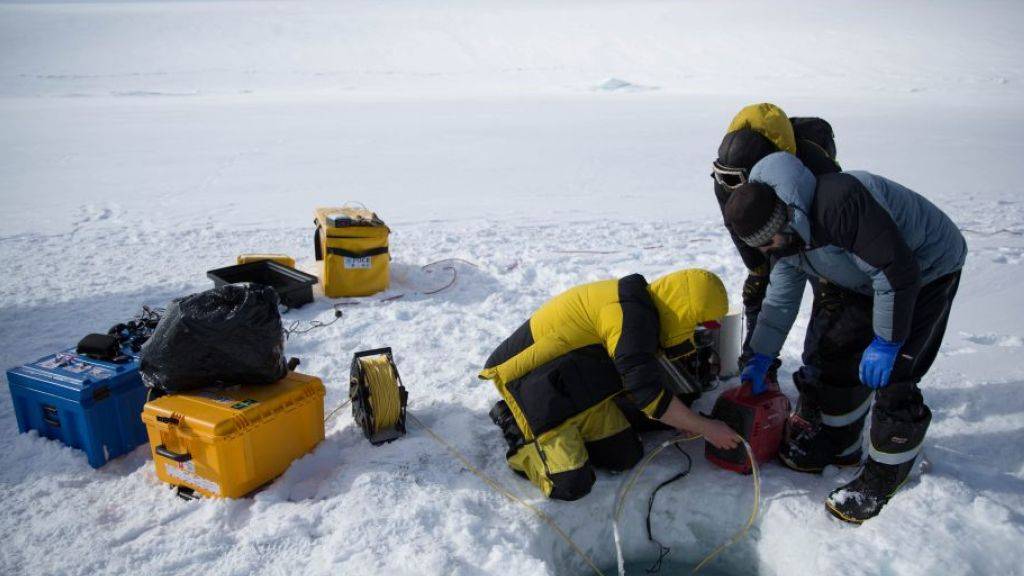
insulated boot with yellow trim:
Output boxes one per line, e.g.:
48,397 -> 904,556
825,457 -> 916,524
489,400 -> 526,457
782,412 -> 864,471
779,408 -> 864,473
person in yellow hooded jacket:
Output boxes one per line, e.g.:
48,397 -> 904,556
480,268 -> 738,500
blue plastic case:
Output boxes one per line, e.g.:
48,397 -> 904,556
6,349 -> 149,468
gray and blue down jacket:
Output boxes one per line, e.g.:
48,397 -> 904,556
748,152 -> 967,357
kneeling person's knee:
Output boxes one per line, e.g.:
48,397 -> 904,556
548,464 -> 597,501
586,428 -> 643,472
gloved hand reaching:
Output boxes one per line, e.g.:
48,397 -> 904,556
741,353 -> 774,395
859,336 -> 902,389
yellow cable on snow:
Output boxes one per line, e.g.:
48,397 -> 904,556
336,351 -> 761,574
407,411 -> 607,576
613,434 -> 760,575
410,417 -> 759,576
324,398 -> 351,424
692,438 -> 760,573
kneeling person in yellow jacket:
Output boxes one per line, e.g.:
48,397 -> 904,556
480,268 -> 740,500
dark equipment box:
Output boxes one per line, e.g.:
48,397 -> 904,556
207,260 -> 318,309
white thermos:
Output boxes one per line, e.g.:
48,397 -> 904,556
715,310 -> 744,378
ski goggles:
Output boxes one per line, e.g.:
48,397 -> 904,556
711,161 -> 747,190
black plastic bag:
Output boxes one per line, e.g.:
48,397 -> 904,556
141,284 -> 287,392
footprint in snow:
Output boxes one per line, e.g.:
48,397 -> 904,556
990,247 -> 1024,265
960,332 -> 1024,347
940,345 -> 977,356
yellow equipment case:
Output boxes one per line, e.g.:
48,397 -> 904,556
236,253 -> 297,268
141,371 -> 325,498
313,206 -> 390,297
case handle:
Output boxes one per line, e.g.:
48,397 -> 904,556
325,246 -> 389,258
155,444 -> 192,463
342,200 -> 370,211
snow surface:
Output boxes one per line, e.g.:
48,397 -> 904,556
1,1 -> 1023,575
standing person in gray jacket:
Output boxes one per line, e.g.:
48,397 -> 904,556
722,151 -> 967,523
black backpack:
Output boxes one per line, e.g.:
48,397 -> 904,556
789,117 -> 840,175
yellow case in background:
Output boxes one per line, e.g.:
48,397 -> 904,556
236,253 -> 297,268
313,206 -> 390,297
141,372 -> 325,498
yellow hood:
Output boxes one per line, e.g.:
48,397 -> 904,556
647,269 -> 728,348
726,102 -> 797,155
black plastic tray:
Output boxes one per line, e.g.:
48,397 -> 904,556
207,260 -> 318,309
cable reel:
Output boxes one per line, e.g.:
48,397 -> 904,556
349,347 -> 408,445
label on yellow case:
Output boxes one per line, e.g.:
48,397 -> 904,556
194,390 -> 238,405
166,462 -> 221,496
343,256 -> 372,269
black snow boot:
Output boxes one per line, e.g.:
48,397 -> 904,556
489,400 -> 526,456
778,400 -> 863,473
825,457 -> 916,524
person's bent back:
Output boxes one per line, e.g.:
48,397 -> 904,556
480,268 -> 737,500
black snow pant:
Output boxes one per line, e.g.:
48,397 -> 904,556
740,274 -> 837,378
793,282 -> 876,457
793,272 -> 961,464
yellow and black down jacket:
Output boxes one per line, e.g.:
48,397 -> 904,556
480,269 -> 727,440
717,102 -> 841,273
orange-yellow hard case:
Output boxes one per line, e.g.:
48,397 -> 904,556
141,372 -> 325,498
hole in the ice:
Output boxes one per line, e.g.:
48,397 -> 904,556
571,529 -> 761,576
597,560 -> 753,576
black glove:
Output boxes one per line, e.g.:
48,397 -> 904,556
742,272 -> 769,310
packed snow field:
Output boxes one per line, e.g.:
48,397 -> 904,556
2,1 -> 1023,575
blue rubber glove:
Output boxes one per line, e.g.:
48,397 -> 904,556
741,353 -> 774,395
859,336 -> 902,389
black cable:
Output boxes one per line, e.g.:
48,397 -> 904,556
284,305 -> 344,338
645,444 -> 693,574
108,306 -> 164,353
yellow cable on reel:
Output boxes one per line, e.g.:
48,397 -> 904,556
349,348 -> 408,445
362,355 -> 403,431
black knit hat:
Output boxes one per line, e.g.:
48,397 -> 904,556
723,182 -> 789,247
717,128 -> 780,172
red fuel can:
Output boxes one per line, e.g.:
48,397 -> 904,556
705,381 -> 791,474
